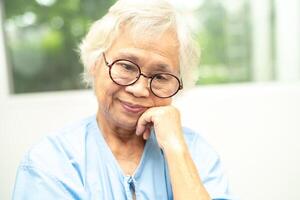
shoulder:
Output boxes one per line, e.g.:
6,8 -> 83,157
182,127 -> 236,199
182,127 -> 217,155
19,115 -> 97,174
182,127 -> 220,171
13,116 -> 99,199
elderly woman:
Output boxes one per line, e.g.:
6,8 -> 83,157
13,0 -> 234,199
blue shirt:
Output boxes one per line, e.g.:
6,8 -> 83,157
13,115 -> 234,200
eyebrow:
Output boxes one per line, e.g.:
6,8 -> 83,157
116,52 -> 140,63
116,52 -> 173,72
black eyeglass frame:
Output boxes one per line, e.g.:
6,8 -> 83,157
102,53 -> 183,98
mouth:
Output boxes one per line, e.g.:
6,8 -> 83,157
119,99 -> 148,114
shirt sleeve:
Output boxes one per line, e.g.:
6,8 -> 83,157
202,154 -> 235,200
190,132 -> 237,200
13,164 -> 82,200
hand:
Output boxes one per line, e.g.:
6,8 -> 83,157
135,105 -> 186,150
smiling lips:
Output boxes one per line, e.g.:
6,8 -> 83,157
119,100 -> 148,114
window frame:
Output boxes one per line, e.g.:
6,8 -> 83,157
0,0 -> 10,98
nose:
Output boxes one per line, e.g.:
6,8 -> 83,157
124,75 -> 150,98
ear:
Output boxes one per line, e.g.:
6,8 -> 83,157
89,64 -> 97,77
89,59 -> 101,77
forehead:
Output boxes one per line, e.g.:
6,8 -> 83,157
107,27 -> 180,73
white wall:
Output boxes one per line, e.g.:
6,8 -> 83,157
1,83 -> 300,200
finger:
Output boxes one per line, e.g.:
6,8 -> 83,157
136,109 -> 154,136
143,127 -> 151,140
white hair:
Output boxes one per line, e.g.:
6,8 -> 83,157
79,0 -> 200,89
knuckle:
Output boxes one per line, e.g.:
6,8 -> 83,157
169,105 -> 179,114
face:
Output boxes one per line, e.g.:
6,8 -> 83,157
91,28 -> 180,133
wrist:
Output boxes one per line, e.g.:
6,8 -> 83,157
161,136 -> 188,156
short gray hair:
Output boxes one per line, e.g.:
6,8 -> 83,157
79,0 -> 200,89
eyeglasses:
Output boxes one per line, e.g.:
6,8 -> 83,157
102,53 -> 183,98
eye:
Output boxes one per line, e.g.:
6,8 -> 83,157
115,61 -> 138,73
154,74 -> 169,81
122,63 -> 136,71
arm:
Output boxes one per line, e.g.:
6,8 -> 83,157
163,137 -> 211,200
136,106 -> 211,200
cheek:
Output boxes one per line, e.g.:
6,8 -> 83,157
96,82 -> 120,107
94,72 -> 120,108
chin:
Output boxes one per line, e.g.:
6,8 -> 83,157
114,116 -> 139,130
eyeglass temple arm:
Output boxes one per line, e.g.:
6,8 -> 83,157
179,78 -> 183,89
102,53 -> 110,66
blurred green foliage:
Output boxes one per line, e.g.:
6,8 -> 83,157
4,0 -> 116,93
3,0 -> 251,93
195,0 -> 251,84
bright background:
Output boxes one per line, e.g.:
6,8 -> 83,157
1,0 -> 300,199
